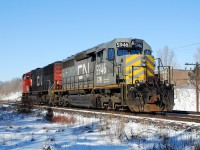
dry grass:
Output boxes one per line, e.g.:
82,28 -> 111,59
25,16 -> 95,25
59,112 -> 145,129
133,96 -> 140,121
52,115 -> 76,124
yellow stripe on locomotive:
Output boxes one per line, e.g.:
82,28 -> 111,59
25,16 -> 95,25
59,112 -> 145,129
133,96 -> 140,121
124,54 -> 155,84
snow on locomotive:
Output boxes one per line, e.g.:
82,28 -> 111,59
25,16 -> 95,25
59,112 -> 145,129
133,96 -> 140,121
22,38 -> 174,112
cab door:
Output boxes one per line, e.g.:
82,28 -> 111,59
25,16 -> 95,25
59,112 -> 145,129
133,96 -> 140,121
95,49 -> 107,86
106,48 -> 117,84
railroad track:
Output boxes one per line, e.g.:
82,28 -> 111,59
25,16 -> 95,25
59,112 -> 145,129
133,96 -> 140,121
0,100 -> 19,105
1,100 -> 200,123
155,111 -> 200,123
31,104 -> 200,124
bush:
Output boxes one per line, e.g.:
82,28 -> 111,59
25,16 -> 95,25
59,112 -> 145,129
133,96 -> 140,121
45,108 -> 53,121
52,115 -> 76,124
17,102 -> 32,114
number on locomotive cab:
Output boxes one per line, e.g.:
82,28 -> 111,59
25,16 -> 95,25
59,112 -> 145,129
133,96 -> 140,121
116,42 -> 129,48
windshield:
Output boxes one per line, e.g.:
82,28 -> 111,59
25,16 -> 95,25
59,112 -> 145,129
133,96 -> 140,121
117,49 -> 142,56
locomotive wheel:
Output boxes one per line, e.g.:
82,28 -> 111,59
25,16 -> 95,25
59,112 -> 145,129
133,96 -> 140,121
45,95 -> 50,105
143,104 -> 162,112
41,95 -> 46,104
128,105 -> 142,112
54,95 -> 60,106
62,95 -> 69,107
103,103 -> 108,110
96,98 -> 102,108
59,96 -> 64,106
158,102 -> 165,111
164,104 -> 174,111
108,100 -> 113,110
114,104 -> 121,111
127,97 -> 144,112
49,96 -> 54,106
37,97 -> 42,105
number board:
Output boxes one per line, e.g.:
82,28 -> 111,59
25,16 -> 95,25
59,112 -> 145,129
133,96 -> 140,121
116,42 -> 129,48
131,40 -> 143,49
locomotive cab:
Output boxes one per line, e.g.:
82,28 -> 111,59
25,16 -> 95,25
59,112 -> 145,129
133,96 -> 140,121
116,39 -> 154,84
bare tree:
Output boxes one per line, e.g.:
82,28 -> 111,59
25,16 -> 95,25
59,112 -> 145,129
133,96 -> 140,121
189,47 -> 200,87
188,66 -> 200,89
157,46 -> 177,68
0,78 -> 21,96
194,48 -> 200,62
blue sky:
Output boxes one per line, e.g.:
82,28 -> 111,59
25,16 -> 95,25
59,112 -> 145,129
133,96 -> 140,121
0,0 -> 200,81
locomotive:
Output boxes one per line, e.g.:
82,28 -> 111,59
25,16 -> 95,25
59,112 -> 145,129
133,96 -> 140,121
22,38 -> 174,112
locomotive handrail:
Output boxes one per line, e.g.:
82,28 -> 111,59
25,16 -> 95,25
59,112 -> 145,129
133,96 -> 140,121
48,83 -> 54,98
63,72 -> 94,90
154,58 -> 174,84
106,58 -> 123,77
130,65 -> 149,84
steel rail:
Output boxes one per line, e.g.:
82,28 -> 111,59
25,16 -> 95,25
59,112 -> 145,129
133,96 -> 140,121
31,104 -> 200,124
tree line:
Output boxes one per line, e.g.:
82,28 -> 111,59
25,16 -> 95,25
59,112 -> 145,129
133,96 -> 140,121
0,78 -> 21,96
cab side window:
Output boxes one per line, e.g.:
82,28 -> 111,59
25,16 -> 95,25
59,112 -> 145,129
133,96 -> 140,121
97,50 -> 104,63
144,50 -> 151,55
91,53 -> 96,62
108,48 -> 115,61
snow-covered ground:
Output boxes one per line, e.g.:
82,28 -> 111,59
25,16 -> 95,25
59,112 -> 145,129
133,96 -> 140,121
0,88 -> 200,149
174,87 -> 200,111
0,105 -> 199,150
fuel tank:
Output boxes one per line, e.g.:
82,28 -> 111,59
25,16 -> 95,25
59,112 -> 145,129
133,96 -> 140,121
68,94 -> 96,108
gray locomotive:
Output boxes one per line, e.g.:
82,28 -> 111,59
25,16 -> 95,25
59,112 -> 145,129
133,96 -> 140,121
22,38 -> 174,112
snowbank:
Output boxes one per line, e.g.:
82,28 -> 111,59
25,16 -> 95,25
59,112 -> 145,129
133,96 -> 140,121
174,87 -> 199,111
0,91 -> 21,101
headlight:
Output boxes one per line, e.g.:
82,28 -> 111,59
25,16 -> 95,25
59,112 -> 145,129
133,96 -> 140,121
135,80 -> 140,87
142,57 -> 146,66
164,80 -> 169,87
